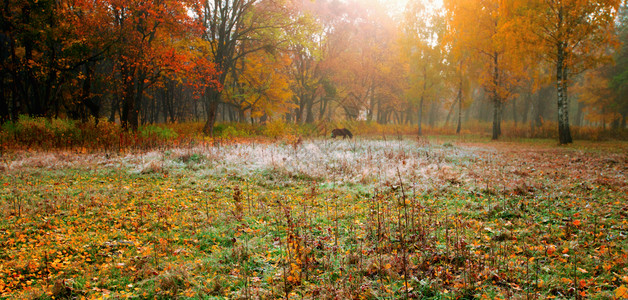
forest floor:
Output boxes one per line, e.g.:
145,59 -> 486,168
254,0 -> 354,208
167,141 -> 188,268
0,136 -> 627,299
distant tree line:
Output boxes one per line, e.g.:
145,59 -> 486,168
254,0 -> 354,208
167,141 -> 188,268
1,0 -> 626,143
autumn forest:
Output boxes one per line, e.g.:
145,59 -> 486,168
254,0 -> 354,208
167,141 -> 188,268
1,0 -> 626,141
1,0 -> 628,299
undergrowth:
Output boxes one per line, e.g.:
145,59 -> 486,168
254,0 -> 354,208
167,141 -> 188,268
1,116 -> 626,154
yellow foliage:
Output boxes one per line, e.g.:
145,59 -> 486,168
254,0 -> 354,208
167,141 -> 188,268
223,52 -> 296,120
573,69 -> 622,126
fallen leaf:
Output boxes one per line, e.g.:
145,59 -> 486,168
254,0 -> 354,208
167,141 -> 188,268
616,285 -> 628,299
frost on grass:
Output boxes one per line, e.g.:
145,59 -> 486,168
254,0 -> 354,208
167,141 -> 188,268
4,139 -> 626,194
184,139 -> 476,188
0,139 -> 490,188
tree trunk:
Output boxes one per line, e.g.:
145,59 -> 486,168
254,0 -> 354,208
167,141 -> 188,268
120,62 -> 143,130
305,96 -> 315,123
512,97 -> 517,128
418,69 -> 428,135
238,106 -> 246,123
377,92 -> 384,124
0,72 -> 8,123
0,32 -> 9,123
203,88 -> 221,136
418,95 -> 424,136
152,93 -> 159,123
492,99 -> 502,140
556,45 -> 573,144
521,91 -> 532,124
6,31 -> 22,122
160,89 -> 168,123
319,96 -> 328,122
367,85 -> 375,122
464,99 -> 471,123
77,63 -> 99,122
491,53 -> 501,140
169,86 -> 177,123
41,40 -> 57,117
296,93 -> 305,123
121,82 -> 136,130
575,100 -> 585,127
428,101 -> 438,127
611,116 -> 620,129
109,96 -> 117,123
405,104 -> 414,124
534,94 -> 543,128
456,80 -> 462,134
443,101 -> 455,128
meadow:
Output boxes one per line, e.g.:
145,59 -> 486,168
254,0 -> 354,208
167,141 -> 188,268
0,134 -> 627,299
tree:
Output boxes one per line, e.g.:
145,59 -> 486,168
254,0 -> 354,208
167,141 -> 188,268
105,0 -> 200,130
445,0 -> 525,140
328,0 -> 399,122
440,1 -> 477,134
193,0 -> 295,135
404,0 -> 445,135
447,60 -> 473,134
609,1 -> 628,128
573,69 -> 618,128
289,42 -> 325,123
148,39 -> 221,123
523,0 -> 621,143
285,5 -> 326,124
0,0 -> 114,122
224,51 -> 295,122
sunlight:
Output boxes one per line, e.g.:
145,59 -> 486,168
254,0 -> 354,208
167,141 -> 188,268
373,0 -> 443,16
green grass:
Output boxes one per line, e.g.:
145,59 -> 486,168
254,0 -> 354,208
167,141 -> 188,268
0,139 -> 626,299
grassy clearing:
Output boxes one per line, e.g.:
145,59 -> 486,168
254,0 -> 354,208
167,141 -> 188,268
0,138 -> 627,299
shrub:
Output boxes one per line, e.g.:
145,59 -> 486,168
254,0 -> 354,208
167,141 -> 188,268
212,123 -> 256,138
295,123 -> 320,138
220,126 -> 242,138
0,116 -> 82,148
139,125 -> 178,140
80,119 -> 122,149
263,120 -> 289,139
213,123 -> 228,137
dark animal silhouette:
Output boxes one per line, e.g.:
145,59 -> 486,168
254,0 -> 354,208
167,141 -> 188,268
331,128 -> 353,139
